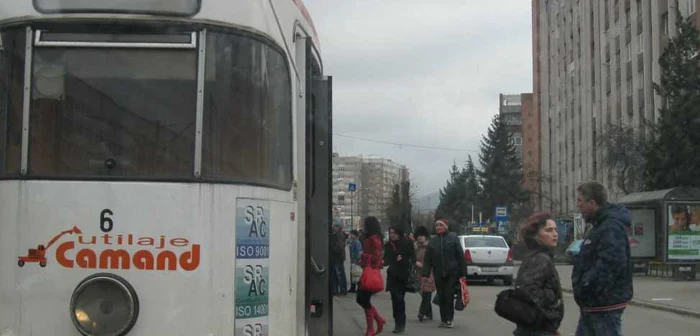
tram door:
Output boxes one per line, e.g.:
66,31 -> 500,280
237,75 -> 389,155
305,38 -> 333,336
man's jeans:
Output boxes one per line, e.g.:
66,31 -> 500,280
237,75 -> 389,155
330,263 -> 347,294
390,287 -> 407,325
575,309 -> 624,336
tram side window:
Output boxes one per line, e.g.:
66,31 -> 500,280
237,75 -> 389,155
202,32 -> 292,189
0,29 -> 25,177
28,44 -> 198,178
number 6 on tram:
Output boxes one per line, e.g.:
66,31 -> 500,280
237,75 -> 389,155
0,0 -> 334,335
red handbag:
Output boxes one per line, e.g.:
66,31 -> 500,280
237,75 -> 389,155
359,267 -> 384,293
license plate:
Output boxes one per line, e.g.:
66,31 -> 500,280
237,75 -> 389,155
482,267 -> 499,272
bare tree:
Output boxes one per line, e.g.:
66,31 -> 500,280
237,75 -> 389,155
522,171 -> 562,215
596,123 -> 647,195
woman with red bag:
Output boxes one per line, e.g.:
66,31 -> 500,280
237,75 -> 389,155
356,216 -> 387,336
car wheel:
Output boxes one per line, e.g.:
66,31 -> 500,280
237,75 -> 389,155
503,275 -> 513,286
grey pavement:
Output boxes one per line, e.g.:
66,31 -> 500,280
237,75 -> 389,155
332,263 -> 700,336
332,281 -> 700,336
555,265 -> 700,317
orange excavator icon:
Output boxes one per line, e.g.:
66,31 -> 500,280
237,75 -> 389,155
18,226 -> 82,267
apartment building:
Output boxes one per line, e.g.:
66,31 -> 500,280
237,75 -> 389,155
498,93 -> 542,208
332,153 -> 408,229
533,0 -> 698,215
499,93 -> 525,162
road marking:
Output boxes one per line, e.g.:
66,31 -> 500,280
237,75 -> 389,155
651,298 -> 674,301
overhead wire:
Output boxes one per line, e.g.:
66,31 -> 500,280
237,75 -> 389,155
334,133 -> 480,153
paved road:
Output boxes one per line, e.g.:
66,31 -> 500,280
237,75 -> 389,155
333,281 -> 700,336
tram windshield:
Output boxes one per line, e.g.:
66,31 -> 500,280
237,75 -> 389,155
29,31 -> 198,178
0,26 -> 292,188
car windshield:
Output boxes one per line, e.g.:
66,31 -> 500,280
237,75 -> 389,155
463,237 -> 508,248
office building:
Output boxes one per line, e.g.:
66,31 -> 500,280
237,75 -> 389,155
332,153 -> 408,229
533,0 -> 698,214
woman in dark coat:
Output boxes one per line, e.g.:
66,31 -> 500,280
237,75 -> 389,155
421,217 -> 467,328
356,217 -> 387,336
514,212 -> 564,336
383,226 -> 416,334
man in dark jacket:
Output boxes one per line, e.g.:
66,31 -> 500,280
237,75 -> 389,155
384,226 -> 416,333
572,182 -> 633,336
330,224 -> 348,296
421,218 -> 467,328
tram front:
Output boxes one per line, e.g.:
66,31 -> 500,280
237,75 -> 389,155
0,0 -> 333,335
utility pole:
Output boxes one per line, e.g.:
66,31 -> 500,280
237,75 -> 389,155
471,205 -> 475,225
350,191 -> 354,230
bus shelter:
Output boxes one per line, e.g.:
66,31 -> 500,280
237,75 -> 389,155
618,187 -> 700,280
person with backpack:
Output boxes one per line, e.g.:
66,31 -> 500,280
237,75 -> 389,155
348,229 -> 363,293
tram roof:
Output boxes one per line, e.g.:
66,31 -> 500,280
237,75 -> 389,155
0,0 -> 321,54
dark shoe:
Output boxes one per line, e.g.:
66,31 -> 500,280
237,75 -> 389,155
418,314 -> 424,322
445,321 -> 454,328
392,323 -> 405,334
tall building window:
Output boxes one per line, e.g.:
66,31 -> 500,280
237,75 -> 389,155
661,13 -> 669,36
627,78 -> 632,96
636,33 -> 643,53
626,43 -> 632,61
687,0 -> 697,16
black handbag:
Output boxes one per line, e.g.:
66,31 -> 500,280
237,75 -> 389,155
494,287 -> 542,326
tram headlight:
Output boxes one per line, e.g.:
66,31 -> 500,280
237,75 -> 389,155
69,273 -> 139,336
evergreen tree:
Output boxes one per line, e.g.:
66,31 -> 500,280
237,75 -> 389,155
386,181 -> 413,232
646,12 -> 700,189
477,114 -> 528,221
463,155 -> 481,224
436,162 -> 468,232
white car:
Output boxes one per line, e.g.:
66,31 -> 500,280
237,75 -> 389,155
458,235 -> 514,285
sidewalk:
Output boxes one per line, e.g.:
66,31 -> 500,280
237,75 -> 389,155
555,265 -> 700,318
332,294 -> 367,336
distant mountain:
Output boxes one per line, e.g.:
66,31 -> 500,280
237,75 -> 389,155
414,192 -> 440,212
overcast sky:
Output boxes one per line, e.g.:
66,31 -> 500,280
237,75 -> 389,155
303,0 -> 533,197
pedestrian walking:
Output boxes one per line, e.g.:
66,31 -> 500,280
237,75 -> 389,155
331,224 -> 348,296
356,217 -> 387,336
383,226 -> 415,334
511,212 -> 564,336
421,217 -> 467,328
413,226 -> 435,322
348,230 -> 363,293
572,182 -> 633,336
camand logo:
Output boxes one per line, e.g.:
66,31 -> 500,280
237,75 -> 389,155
18,225 -> 201,271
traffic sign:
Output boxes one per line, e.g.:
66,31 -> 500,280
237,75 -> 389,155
348,183 -> 356,192
495,206 -> 508,221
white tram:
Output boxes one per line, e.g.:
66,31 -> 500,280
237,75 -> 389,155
0,1 -> 334,335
